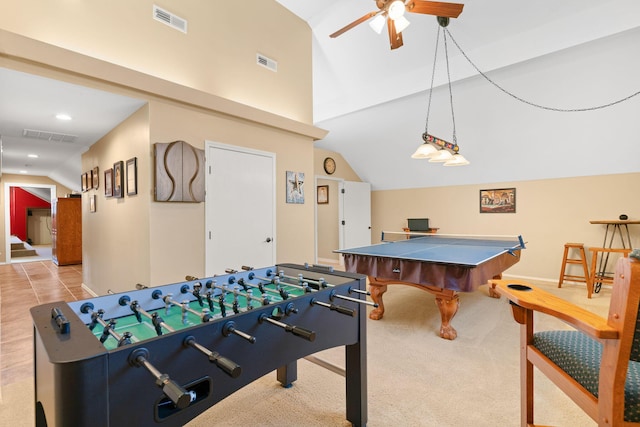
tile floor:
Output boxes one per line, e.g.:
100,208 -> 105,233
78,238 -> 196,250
0,261 -> 91,386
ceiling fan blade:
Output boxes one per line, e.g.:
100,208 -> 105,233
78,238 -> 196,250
406,1 -> 464,18
330,11 -> 379,38
387,19 -> 403,50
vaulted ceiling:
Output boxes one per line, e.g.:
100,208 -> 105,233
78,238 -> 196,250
1,1 -> 639,191
278,0 -> 640,189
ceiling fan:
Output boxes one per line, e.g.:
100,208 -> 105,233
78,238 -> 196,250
329,0 -> 464,50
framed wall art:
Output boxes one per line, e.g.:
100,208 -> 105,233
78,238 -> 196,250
104,168 -> 113,197
113,161 -> 124,198
317,185 -> 329,204
286,171 -> 305,204
81,172 -> 88,192
480,188 -> 516,213
89,195 -> 96,213
92,166 -> 99,189
126,157 -> 137,196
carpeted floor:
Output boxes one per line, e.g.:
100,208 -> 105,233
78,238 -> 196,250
0,279 -> 606,426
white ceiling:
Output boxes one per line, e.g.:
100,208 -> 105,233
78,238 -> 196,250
1,0 -> 639,191
0,68 -> 145,190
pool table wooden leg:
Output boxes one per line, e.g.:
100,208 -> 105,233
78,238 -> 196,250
367,277 -> 387,320
434,291 -> 460,340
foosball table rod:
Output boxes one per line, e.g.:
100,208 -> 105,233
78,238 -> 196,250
119,296 -> 175,336
80,302 -> 134,347
161,294 -> 213,324
257,313 -> 316,342
329,290 -> 378,307
129,348 -> 194,410
183,336 -> 242,378
222,320 -> 256,343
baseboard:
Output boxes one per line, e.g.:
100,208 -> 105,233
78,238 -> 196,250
81,283 -> 98,297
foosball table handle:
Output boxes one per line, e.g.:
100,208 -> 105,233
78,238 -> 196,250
128,348 -> 193,410
258,314 -> 316,342
183,336 -> 242,378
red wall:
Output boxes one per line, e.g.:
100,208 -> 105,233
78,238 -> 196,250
10,187 -> 51,242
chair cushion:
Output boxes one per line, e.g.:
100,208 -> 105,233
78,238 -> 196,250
534,330 -> 640,422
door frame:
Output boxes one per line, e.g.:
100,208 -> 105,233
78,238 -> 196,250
3,182 -> 57,264
204,141 -> 276,276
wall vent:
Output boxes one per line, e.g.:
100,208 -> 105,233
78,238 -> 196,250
257,53 -> 278,72
153,5 -> 187,33
23,129 -> 77,143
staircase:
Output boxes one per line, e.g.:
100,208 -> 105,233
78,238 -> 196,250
10,236 -> 37,258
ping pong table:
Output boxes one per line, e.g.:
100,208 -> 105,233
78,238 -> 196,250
335,232 -> 525,340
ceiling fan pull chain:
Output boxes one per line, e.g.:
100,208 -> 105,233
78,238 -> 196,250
424,25 -> 442,134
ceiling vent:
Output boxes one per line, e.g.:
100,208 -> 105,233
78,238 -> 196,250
257,54 -> 278,72
153,5 -> 187,33
23,129 -> 78,143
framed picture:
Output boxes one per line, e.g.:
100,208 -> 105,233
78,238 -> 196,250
113,161 -> 124,198
81,172 -> 88,192
317,185 -> 329,204
92,166 -> 99,189
104,168 -> 113,197
285,171 -> 305,204
89,195 -> 96,212
126,157 -> 138,196
480,188 -> 516,213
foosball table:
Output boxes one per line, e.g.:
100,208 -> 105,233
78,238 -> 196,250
31,263 -> 369,426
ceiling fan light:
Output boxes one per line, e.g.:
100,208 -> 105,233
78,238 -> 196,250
369,14 -> 386,34
411,143 -> 438,158
388,1 -> 406,20
428,149 -> 453,162
443,154 -> 470,166
394,15 -> 410,33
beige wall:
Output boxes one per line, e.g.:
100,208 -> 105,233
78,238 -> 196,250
147,101 -> 316,286
0,174 -> 73,262
314,148 -> 362,261
372,172 -> 640,282
81,106 -> 151,294
0,0 -> 311,124
0,3 -> 322,292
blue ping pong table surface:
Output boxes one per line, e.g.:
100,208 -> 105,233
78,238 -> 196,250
335,234 -> 525,267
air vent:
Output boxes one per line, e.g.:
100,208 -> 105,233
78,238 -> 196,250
257,53 -> 278,72
23,129 -> 78,143
153,5 -> 187,33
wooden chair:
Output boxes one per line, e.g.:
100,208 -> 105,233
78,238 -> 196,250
492,252 -> 640,426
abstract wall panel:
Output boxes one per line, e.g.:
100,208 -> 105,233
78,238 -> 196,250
154,141 -> 205,202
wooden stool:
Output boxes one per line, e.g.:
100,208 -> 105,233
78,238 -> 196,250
588,247 -> 632,298
558,243 -> 590,290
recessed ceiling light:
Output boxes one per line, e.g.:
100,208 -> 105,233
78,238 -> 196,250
28,154 -> 39,158
19,170 -> 28,174
56,113 -> 72,121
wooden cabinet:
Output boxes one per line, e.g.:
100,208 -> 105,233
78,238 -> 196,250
52,198 -> 82,266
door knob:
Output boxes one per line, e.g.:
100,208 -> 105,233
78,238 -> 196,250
265,237 -> 272,243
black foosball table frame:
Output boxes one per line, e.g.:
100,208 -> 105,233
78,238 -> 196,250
31,263 -> 368,426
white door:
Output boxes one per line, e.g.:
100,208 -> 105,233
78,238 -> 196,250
339,181 -> 371,250
206,142 -> 275,276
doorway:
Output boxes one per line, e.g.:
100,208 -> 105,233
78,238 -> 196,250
4,183 -> 56,263
314,178 -> 371,265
